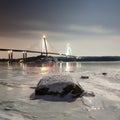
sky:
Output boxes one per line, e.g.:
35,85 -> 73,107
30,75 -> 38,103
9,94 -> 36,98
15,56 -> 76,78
0,0 -> 120,58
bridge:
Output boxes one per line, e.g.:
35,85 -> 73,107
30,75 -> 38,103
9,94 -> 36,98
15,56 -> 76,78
0,35 -> 69,62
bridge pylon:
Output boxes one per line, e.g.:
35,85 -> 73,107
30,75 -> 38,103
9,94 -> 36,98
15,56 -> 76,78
66,43 -> 72,57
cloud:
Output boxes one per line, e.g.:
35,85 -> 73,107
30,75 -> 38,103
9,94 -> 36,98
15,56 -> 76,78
21,21 -> 110,37
68,25 -> 113,34
110,35 -> 120,40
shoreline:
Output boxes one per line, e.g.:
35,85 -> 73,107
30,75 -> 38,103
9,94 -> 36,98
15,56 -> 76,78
1,55 -> 120,63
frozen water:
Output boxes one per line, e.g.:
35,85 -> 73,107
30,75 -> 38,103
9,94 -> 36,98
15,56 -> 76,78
0,62 -> 120,120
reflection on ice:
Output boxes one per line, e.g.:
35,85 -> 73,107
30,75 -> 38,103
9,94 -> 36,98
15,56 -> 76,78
58,62 -> 81,72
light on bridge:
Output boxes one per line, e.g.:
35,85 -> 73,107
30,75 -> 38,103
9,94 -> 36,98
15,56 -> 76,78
66,43 -> 72,56
43,35 -> 46,39
8,50 -> 13,53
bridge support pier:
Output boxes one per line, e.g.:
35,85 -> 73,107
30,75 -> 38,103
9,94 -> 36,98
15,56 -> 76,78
8,50 -> 13,62
23,51 -> 27,62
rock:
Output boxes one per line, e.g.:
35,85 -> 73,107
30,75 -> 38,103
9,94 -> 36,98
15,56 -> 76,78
81,76 -> 89,79
35,74 -> 85,98
102,73 -> 107,75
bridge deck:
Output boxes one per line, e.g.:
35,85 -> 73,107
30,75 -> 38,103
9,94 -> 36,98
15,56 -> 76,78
0,48 -> 60,55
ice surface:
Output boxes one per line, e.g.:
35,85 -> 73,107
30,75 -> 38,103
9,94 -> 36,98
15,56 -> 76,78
0,62 -> 120,120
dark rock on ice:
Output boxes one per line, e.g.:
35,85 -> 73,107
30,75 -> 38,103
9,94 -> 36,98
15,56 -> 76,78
35,74 -> 85,98
102,72 -> 107,75
81,76 -> 89,79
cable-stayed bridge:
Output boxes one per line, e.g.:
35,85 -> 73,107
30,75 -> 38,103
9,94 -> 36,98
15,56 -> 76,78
0,35 -> 73,61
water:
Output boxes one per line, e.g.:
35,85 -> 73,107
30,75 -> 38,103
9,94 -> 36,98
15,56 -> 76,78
0,62 -> 120,120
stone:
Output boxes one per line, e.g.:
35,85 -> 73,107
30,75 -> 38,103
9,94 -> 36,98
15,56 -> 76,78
35,74 -> 85,98
102,72 -> 107,75
81,76 -> 89,79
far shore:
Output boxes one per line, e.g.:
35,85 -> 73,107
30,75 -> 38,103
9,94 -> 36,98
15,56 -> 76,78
1,55 -> 120,63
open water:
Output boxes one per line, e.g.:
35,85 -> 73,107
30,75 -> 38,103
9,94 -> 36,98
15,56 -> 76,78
0,62 -> 120,120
